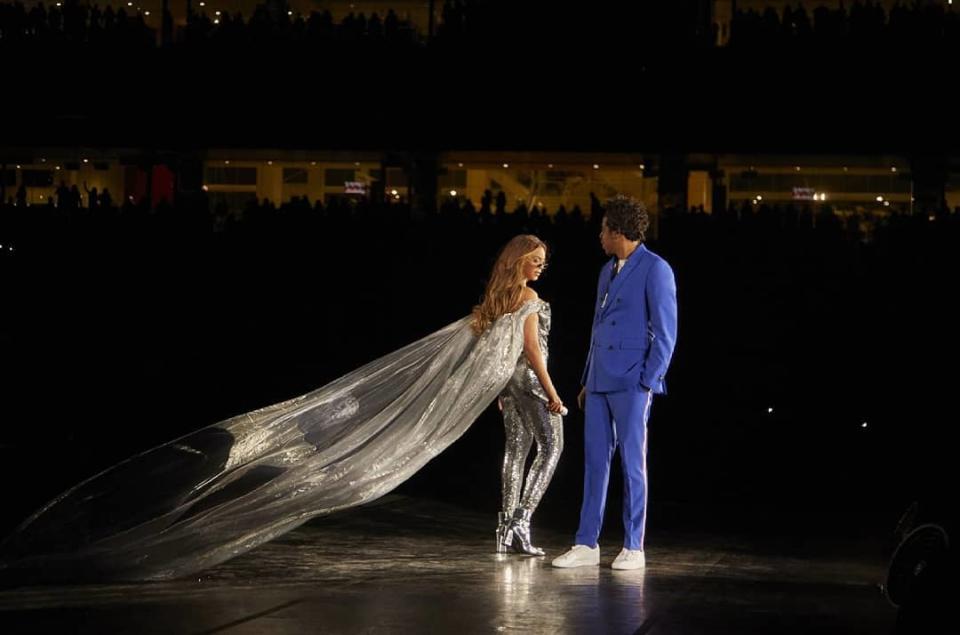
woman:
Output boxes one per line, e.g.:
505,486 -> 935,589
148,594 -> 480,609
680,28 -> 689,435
471,235 -> 564,556
0,235 -> 565,582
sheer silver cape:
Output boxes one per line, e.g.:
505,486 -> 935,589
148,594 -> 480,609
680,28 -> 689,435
0,301 -> 541,582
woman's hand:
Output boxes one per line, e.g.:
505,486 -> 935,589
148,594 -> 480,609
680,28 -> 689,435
547,393 -> 565,414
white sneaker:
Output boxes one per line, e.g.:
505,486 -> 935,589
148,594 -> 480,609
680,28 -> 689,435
611,548 -> 646,570
551,544 -> 600,568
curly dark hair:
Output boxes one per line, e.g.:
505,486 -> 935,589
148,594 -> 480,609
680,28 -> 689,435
603,194 -> 649,242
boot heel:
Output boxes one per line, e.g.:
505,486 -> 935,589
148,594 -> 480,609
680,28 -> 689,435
495,512 -> 512,553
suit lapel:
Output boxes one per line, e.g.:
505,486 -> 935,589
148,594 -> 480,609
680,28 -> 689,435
600,244 -> 649,318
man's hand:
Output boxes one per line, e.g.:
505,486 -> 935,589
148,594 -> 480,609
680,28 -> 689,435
577,386 -> 586,411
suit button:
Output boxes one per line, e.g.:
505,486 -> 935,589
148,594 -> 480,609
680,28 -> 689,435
608,345 -> 614,350
612,321 -> 617,325
617,298 -> 621,303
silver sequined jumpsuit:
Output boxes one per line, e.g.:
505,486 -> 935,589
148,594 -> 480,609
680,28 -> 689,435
499,299 -> 564,516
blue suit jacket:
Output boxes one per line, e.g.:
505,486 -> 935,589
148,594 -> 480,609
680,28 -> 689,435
581,244 -> 678,394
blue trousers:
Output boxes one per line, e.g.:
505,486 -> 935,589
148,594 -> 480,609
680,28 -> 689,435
574,386 -> 653,550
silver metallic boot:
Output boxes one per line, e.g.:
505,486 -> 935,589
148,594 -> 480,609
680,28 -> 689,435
506,508 -> 545,556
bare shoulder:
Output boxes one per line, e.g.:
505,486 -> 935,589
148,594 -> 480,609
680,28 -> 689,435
520,287 -> 539,301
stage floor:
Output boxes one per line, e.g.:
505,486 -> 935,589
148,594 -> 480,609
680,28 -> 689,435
0,495 -> 895,634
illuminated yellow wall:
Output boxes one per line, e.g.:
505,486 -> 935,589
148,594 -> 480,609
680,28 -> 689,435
440,151 -> 655,216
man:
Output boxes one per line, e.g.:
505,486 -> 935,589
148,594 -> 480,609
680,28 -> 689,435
553,195 -> 678,570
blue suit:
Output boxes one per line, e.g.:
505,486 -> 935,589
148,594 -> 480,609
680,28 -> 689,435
576,244 -> 677,550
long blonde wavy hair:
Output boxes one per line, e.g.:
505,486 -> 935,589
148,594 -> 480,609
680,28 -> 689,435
470,234 -> 546,335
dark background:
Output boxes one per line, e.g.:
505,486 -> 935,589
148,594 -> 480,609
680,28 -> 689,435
2,0 -> 958,547
2,201 -> 956,544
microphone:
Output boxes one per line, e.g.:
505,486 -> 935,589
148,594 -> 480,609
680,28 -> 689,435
530,392 -> 569,416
